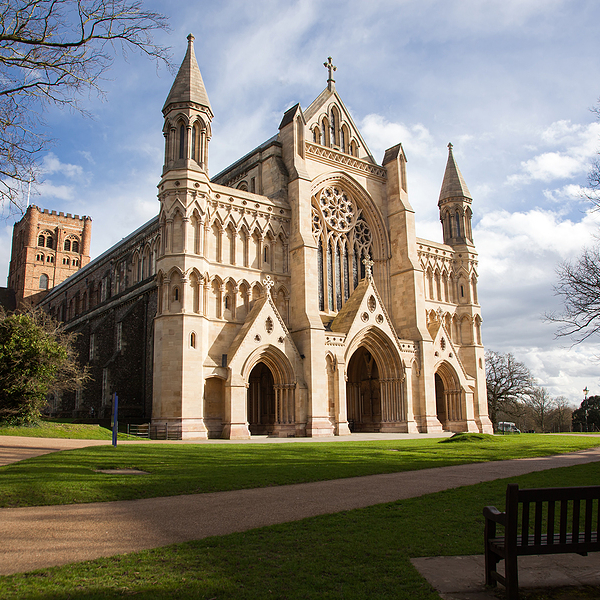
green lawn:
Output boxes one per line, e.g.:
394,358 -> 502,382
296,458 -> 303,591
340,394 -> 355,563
0,421 -> 134,440
1,460 -> 599,599
1,433 -> 599,508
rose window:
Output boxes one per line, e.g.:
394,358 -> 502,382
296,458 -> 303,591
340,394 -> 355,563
319,187 -> 355,232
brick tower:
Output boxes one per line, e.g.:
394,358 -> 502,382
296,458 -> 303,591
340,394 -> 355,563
7,205 -> 92,306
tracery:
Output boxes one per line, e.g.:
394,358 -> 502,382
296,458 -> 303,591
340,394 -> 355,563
312,186 -> 372,312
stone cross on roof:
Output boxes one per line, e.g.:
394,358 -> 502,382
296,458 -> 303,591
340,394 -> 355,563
324,57 -> 337,92
362,255 -> 374,280
263,275 -> 275,296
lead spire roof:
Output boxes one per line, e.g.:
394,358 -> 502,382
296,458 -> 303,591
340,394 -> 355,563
439,143 -> 472,201
162,34 -> 212,115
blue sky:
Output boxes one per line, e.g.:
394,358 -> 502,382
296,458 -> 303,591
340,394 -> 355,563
3,0 -> 600,405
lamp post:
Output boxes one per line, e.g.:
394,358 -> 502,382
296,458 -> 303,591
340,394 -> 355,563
584,387 -> 589,432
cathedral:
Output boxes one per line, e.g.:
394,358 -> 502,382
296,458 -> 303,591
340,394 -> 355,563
7,36 -> 493,438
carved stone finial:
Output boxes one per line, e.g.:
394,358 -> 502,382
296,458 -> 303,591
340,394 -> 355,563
263,275 -> 275,296
362,255 -> 374,280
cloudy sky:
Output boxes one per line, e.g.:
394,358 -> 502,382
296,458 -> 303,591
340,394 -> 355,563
3,0 -> 600,405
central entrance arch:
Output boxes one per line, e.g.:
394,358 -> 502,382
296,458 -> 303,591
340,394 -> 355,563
345,328 -> 407,433
346,347 -> 381,431
247,362 -> 275,434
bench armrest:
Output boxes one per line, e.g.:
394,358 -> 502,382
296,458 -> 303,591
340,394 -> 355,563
483,506 -> 506,526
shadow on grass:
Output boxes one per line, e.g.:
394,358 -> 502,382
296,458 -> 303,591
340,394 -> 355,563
1,435 -> 600,508
2,462 -> 600,600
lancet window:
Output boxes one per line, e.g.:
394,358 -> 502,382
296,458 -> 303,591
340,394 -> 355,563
312,186 -> 372,312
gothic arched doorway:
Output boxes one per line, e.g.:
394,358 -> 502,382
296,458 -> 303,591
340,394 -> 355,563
435,363 -> 464,431
346,346 -> 382,432
247,362 -> 275,435
435,373 -> 447,428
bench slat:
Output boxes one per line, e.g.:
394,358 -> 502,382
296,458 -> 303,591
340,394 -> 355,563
573,498 -> 581,543
585,498 -> 593,544
534,500 -> 543,545
489,530 -> 599,552
547,500 -> 555,546
521,501 -> 530,547
560,498 -> 568,544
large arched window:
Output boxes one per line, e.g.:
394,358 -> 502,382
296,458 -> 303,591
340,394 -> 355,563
312,186 -> 372,312
64,239 -> 71,251
39,274 -> 49,290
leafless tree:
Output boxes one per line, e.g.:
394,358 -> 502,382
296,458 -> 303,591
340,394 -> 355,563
547,246 -> 600,343
548,396 -> 574,432
485,350 -> 536,427
0,0 -> 170,214
523,387 -> 556,433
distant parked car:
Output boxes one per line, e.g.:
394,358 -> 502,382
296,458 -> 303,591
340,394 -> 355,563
497,421 -> 521,434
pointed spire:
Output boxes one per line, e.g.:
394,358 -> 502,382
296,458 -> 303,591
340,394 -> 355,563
163,34 -> 212,115
439,142 -> 471,202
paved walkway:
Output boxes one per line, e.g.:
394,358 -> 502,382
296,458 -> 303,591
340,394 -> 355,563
413,553 -> 600,600
1,444 -> 600,582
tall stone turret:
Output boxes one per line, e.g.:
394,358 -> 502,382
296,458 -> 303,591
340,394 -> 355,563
438,143 -> 474,247
153,34 -> 214,439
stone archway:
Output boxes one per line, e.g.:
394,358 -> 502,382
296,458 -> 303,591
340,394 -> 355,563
345,327 -> 407,433
346,347 -> 381,432
204,377 -> 225,438
434,362 -> 464,431
247,362 -> 275,435
435,373 -> 447,428
241,346 -> 298,438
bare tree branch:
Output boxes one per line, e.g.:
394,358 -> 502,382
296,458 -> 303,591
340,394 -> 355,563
0,0 -> 171,215
546,245 -> 600,343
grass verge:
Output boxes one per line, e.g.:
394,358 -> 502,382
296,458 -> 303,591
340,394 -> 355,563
1,461 -> 599,599
0,434 -> 599,508
0,421 -> 134,440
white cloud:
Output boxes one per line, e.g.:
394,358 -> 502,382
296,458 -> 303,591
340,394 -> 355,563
360,114 -> 438,160
35,182 -> 77,202
78,150 -> 96,165
499,344 -> 600,404
40,153 -> 84,179
507,122 -> 600,185
542,184 -> 588,204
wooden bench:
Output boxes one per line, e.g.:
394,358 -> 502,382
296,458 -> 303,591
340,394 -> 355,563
484,483 -> 600,600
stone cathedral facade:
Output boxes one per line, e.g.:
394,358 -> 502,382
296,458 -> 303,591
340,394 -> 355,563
25,36 -> 492,438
